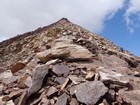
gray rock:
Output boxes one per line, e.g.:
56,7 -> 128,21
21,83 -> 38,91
28,64 -> 49,96
47,86 -> 58,98
55,77 -> 66,85
52,64 -> 70,77
73,81 -> 108,105
106,89 -> 115,101
100,55 -> 128,68
55,93 -> 69,105
99,68 -> 129,86
2,76 -> 19,85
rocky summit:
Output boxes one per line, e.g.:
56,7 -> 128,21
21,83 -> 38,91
0,18 -> 140,105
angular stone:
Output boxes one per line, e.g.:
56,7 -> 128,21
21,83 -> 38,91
99,69 -> 129,86
68,75 -> 85,85
47,86 -> 58,98
118,90 -> 140,105
17,74 -> 30,89
2,76 -> 19,85
61,44 -> 93,61
55,77 -> 66,85
55,93 -> 68,105
61,78 -> 70,90
37,43 -> 93,63
26,57 -> 39,70
85,71 -> 95,80
36,49 -> 69,63
10,62 -> 26,73
52,64 -> 70,77
73,81 -> 108,105
28,64 -> 49,96
24,76 -> 32,88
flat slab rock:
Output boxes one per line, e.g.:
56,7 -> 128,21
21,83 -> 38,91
72,81 -> 108,105
37,43 -> 93,63
98,68 -> 129,86
55,93 -> 69,105
118,90 -> 140,105
52,64 -> 70,77
28,64 -> 49,96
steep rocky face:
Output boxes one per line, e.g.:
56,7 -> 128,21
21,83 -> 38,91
0,18 -> 140,105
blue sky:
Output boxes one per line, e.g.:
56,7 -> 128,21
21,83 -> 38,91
101,2 -> 140,56
0,0 -> 140,56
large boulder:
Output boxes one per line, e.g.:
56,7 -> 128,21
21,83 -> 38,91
37,42 -> 93,63
72,81 -> 108,105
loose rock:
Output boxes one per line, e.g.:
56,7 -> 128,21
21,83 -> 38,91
73,81 -> 108,105
55,93 -> 69,105
28,64 -> 49,96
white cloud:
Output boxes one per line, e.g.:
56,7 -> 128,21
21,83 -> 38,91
125,0 -> 140,33
0,0 -> 125,41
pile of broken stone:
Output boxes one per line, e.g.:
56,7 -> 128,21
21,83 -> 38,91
1,18 -> 140,105
0,36 -> 140,105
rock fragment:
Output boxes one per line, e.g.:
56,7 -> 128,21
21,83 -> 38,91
10,62 -> 26,73
73,81 -> 108,105
52,64 -> 70,77
46,86 -> 58,98
85,71 -> 95,80
37,43 -> 93,63
68,75 -> 85,85
2,76 -> 19,85
55,93 -> 69,105
99,69 -> 129,86
28,64 -> 49,96
118,90 -> 140,105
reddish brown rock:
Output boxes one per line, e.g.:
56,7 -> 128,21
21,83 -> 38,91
10,62 -> 26,73
17,74 -> 30,89
118,90 -> 140,105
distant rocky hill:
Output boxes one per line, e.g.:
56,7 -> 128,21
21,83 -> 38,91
0,18 -> 140,105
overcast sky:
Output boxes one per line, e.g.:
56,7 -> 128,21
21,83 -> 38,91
0,0 -> 140,56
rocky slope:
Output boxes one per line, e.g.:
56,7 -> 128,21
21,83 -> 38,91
0,18 -> 140,105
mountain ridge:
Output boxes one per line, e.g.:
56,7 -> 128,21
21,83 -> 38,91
0,18 -> 140,105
